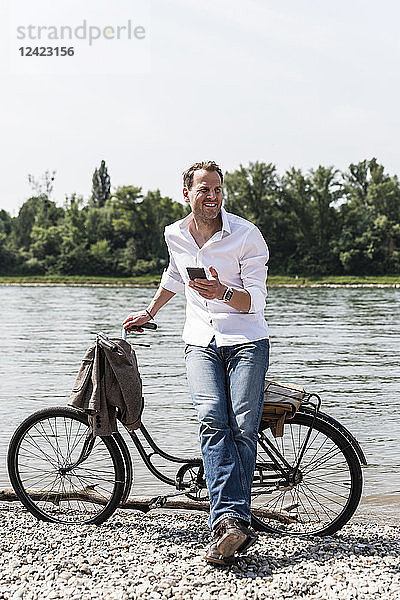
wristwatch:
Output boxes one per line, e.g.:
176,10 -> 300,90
222,286 -> 234,302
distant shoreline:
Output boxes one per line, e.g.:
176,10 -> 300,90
0,275 -> 399,289
1,282 -> 400,288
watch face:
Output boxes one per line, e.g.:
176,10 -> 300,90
224,287 -> 233,302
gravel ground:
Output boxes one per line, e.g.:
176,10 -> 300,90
0,505 -> 399,600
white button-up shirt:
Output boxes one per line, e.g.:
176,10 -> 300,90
160,207 -> 269,347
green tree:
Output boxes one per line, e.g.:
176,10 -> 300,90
308,166 -> 342,273
90,160 -> 111,207
56,194 -> 89,274
0,209 -> 12,235
224,162 -> 286,273
9,197 -> 42,251
111,186 -> 187,275
9,195 -> 63,255
117,238 -> 137,275
224,162 -> 279,232
0,209 -> 17,274
110,185 -> 143,251
89,239 -> 114,274
136,190 -> 188,262
336,159 -> 400,273
85,205 -> 114,247
2,159 -> 399,278
277,167 -> 314,273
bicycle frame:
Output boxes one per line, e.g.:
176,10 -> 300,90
91,333 -> 360,506
94,334 -> 317,496
128,424 -> 200,487
67,385 -> 323,499
125,403 -> 322,496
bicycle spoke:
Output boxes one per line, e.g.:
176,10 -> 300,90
299,482 -> 340,520
19,432 -> 60,470
11,409 -> 123,524
254,415 -> 361,535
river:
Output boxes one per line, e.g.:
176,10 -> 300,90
0,285 -> 399,506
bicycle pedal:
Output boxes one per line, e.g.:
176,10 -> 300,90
148,495 -> 167,509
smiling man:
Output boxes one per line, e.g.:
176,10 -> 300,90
123,161 -> 270,565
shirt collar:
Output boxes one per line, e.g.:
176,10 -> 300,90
220,207 -> 231,234
179,206 -> 231,235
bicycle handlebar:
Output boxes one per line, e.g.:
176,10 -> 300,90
121,321 -> 158,341
98,332 -> 119,351
138,322 -> 158,330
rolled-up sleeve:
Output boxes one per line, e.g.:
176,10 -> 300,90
160,237 -> 185,293
239,226 -> 269,313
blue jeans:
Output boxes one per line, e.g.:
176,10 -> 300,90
184,337 -> 269,531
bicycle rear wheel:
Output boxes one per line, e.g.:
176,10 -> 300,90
251,412 -> 363,536
8,406 -> 125,525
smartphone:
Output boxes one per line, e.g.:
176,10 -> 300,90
186,267 -> 207,280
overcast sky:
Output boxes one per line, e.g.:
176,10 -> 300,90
1,0 -> 400,214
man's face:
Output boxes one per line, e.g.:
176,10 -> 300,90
183,169 -> 223,222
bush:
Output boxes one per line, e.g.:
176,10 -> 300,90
19,257 -> 46,275
131,258 -> 166,276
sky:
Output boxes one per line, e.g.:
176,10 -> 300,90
1,0 -> 400,214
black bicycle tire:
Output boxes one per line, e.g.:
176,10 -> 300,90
251,412 -> 363,536
7,406 -> 125,525
298,407 -> 368,466
113,431 -> 134,505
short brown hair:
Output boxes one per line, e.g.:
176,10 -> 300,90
183,161 -> 223,190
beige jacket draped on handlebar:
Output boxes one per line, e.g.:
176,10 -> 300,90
69,338 -> 143,436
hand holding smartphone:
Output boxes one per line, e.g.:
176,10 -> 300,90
186,267 -> 207,280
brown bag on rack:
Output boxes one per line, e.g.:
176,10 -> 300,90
262,380 -> 306,438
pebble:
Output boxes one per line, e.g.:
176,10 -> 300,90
0,505 -> 399,600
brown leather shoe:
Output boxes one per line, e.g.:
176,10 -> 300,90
214,517 -> 250,557
204,541 -> 236,566
236,525 -> 257,554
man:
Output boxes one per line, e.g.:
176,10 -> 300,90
123,161 -> 269,565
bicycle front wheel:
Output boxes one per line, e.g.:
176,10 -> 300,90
7,406 -> 125,525
251,412 -> 363,536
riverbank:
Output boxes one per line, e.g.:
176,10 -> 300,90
1,275 -> 399,287
0,505 -> 399,600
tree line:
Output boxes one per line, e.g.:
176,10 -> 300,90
1,158 -> 399,277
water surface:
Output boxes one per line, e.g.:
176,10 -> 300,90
0,286 -> 399,504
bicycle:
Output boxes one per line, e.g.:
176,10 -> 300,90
7,330 -> 367,537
